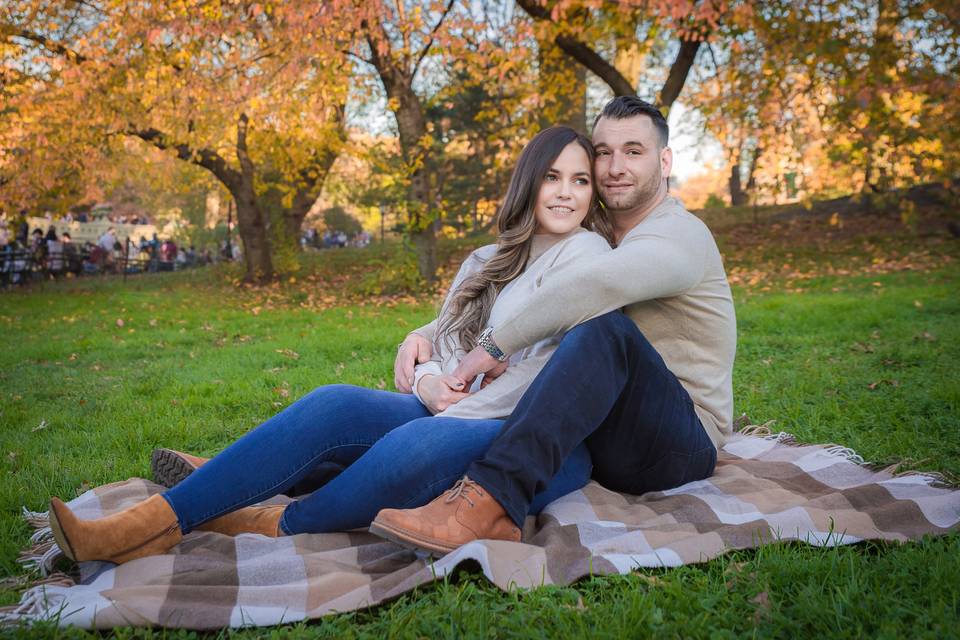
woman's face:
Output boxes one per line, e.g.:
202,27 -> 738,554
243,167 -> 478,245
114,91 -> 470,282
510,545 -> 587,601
534,142 -> 594,236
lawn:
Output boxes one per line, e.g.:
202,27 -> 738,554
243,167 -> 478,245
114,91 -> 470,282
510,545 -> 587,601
1,211 -> 958,638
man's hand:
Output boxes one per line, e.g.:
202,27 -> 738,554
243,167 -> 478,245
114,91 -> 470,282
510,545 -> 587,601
394,333 -> 432,393
417,374 -> 469,414
453,346 -> 508,387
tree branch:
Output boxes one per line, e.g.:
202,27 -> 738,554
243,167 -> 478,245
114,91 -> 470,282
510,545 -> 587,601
411,0 -> 456,76
236,113 -> 255,179
516,0 -> 634,97
4,28 -> 88,63
555,34 -> 635,96
659,37 -> 702,109
130,126 -> 240,188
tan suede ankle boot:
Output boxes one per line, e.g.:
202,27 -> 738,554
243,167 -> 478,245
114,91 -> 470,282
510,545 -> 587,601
151,448 -> 211,488
48,494 -> 183,564
197,505 -> 286,537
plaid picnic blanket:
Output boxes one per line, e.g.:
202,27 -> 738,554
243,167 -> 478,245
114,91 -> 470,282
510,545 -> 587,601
3,429 -> 959,630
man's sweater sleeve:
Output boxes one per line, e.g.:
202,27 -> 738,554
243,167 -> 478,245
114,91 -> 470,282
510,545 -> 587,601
411,319 -> 436,343
491,218 -> 706,355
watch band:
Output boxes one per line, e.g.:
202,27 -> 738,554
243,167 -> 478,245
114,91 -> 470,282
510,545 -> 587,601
478,327 -> 507,362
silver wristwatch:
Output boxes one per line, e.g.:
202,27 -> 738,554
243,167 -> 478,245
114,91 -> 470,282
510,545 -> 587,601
477,327 -> 507,362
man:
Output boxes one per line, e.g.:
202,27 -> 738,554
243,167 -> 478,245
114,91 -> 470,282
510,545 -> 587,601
97,227 -> 118,271
372,96 -> 737,554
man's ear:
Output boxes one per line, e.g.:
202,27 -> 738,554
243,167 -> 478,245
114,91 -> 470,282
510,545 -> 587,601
661,146 -> 673,179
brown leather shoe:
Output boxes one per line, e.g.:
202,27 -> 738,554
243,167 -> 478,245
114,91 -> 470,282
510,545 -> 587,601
151,448 -> 210,488
198,505 -> 286,537
369,476 -> 520,555
48,494 -> 182,564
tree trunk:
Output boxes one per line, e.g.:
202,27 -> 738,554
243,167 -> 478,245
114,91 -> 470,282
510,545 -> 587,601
232,180 -> 273,283
729,164 -> 748,206
387,73 -> 437,281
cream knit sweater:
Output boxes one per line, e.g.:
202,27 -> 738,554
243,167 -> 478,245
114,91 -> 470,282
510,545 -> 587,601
415,196 -> 736,447
413,228 -> 611,420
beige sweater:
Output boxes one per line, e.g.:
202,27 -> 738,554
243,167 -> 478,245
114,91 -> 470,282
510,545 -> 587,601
484,196 -> 737,447
413,229 -> 612,420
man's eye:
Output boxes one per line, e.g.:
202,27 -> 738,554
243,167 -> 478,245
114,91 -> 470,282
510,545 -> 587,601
596,150 -> 610,156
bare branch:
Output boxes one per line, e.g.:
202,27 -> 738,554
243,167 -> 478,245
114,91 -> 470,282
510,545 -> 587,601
130,126 -> 240,188
516,0 -> 634,96
659,38 -> 702,109
412,0 -> 456,76
4,28 -> 88,63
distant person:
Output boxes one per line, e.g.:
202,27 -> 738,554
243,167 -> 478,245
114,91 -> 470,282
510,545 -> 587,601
16,215 -> 29,246
45,227 -> 63,274
97,227 -> 118,271
61,232 -> 81,275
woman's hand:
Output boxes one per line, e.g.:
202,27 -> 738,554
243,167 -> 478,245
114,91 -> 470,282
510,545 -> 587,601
417,374 -> 469,414
394,333 -> 433,393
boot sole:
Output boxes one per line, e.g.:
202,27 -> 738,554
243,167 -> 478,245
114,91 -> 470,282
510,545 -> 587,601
48,502 -> 77,562
368,520 -> 458,557
151,448 -> 198,488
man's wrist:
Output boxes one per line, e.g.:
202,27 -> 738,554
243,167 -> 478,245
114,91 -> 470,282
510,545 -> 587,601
477,327 -> 507,362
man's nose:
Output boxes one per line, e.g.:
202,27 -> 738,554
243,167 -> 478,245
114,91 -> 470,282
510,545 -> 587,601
607,152 -> 625,176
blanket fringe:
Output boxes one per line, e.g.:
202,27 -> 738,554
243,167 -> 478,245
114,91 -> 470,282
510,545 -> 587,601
0,583 -> 68,626
736,418 -> 958,486
15,507 -> 62,577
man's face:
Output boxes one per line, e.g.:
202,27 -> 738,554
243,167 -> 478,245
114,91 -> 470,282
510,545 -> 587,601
592,115 -> 672,213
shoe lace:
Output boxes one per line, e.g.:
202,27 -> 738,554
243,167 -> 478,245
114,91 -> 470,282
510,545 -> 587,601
443,476 -> 485,508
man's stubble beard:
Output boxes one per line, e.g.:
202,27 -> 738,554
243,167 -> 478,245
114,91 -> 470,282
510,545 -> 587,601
600,162 -> 663,214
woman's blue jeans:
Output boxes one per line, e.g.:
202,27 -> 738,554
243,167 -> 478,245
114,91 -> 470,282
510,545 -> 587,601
162,384 -> 592,535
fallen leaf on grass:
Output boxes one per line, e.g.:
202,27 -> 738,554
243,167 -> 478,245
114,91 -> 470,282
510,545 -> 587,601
115,318 -> 124,328
276,348 -> 300,360
68,353 -> 78,361
637,574 -> 665,587
375,378 -> 386,390
851,342 -> 874,353
561,596 -> 587,611
913,331 -> 937,342
751,591 -> 771,623
149,318 -> 158,327
868,379 -> 900,390
32,420 -> 48,432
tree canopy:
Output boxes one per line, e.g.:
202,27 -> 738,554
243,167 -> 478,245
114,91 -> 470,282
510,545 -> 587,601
3,0 -> 957,282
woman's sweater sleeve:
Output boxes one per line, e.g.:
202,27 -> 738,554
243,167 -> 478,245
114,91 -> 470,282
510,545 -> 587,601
412,247 -> 491,406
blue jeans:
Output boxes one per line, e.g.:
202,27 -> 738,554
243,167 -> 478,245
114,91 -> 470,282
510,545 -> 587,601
468,312 -> 717,526
162,384 -> 592,535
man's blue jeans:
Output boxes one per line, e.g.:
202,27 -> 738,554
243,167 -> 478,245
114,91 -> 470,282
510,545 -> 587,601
467,312 -> 718,527
162,385 -> 592,535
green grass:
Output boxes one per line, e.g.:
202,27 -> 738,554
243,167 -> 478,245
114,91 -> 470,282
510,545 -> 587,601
1,215 -> 959,638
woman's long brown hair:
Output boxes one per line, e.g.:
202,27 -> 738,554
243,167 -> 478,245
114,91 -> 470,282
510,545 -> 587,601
437,126 -> 613,354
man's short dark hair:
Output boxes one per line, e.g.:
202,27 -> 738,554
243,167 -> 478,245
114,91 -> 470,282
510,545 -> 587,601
593,96 -> 669,149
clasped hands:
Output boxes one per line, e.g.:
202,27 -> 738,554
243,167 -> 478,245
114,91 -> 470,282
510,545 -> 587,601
394,332 -> 508,413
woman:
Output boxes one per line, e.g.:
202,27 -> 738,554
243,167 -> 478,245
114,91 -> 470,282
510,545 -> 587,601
48,126 -> 614,564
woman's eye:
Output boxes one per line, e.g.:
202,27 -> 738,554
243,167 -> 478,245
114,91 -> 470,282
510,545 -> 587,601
544,174 -> 558,181
575,177 -> 590,185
